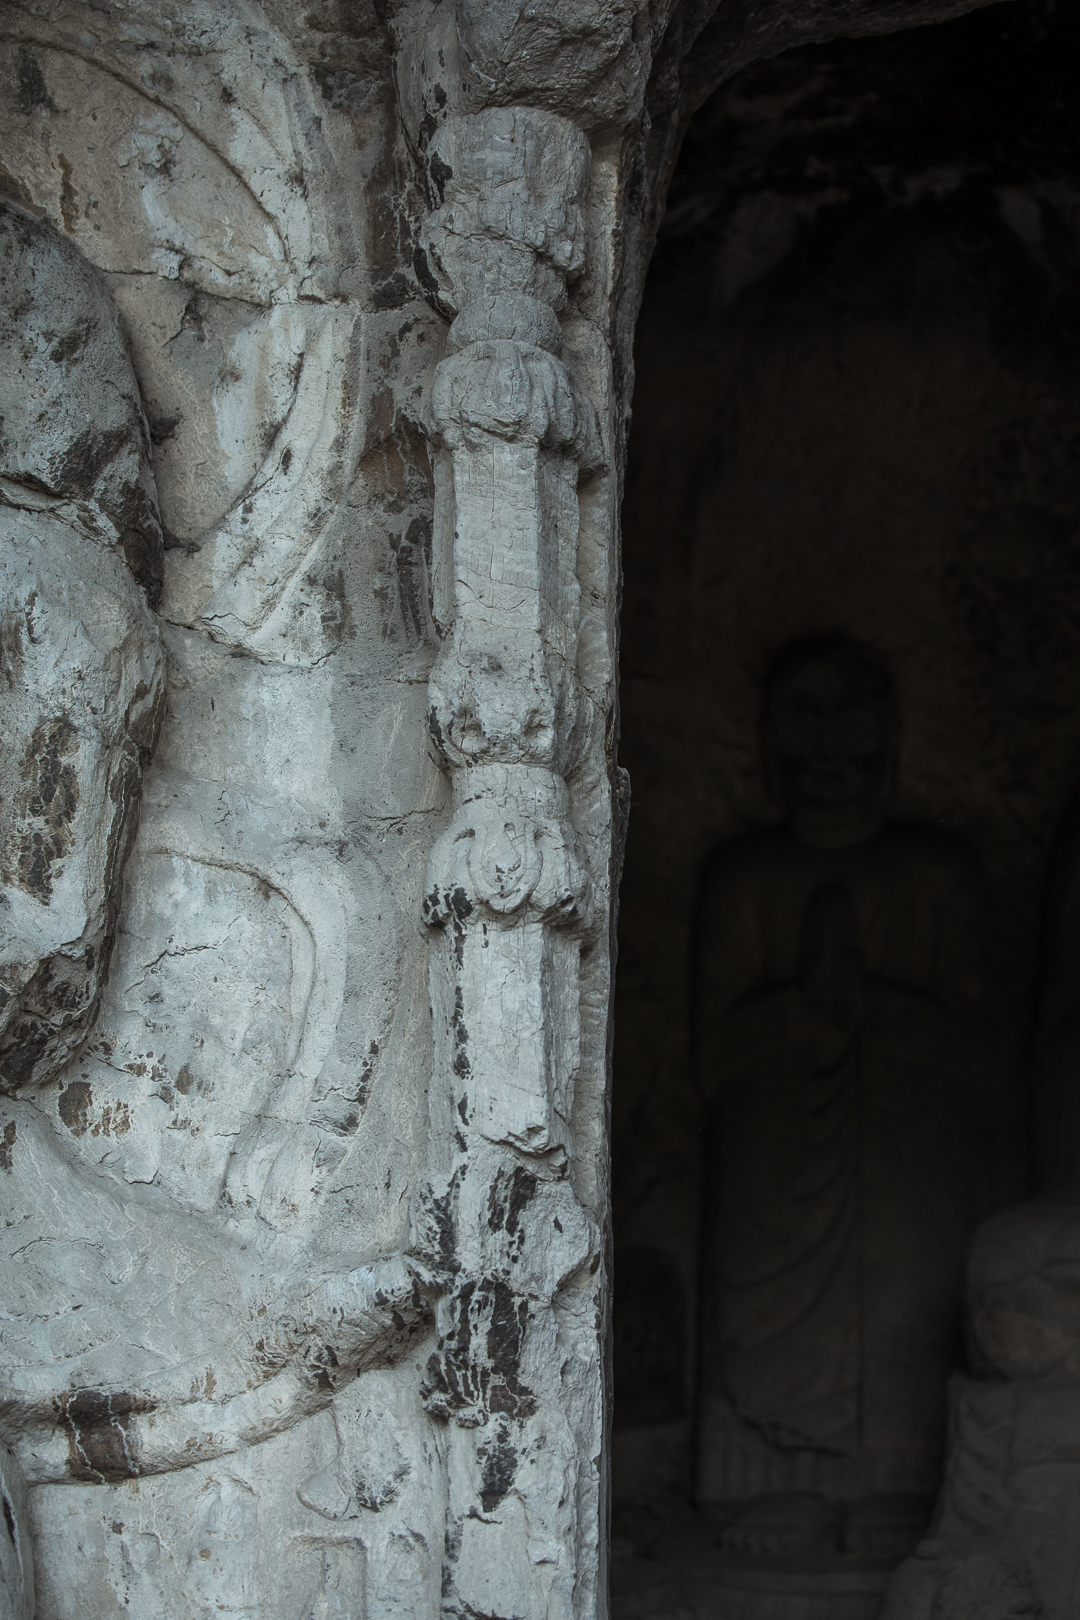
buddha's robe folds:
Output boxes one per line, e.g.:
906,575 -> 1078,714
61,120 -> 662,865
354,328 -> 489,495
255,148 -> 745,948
695,825 -> 989,1500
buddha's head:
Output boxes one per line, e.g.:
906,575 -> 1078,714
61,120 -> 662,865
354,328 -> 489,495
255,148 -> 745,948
763,635 -> 896,849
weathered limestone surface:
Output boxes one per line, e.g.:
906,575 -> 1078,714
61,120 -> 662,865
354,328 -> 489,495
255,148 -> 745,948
0,0 -> 1007,1616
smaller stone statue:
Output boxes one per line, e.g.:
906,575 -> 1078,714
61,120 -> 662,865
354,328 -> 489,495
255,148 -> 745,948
880,1535 -> 1041,1619
890,787 -> 1080,1620
694,635 -> 991,1566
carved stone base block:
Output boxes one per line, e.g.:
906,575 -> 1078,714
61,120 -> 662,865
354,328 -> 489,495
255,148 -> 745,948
610,1526 -> 898,1620
695,1562 -> 890,1620
611,1554 -> 891,1620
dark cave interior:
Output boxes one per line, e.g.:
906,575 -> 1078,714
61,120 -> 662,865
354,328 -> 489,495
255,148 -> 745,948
611,2 -> 1080,1612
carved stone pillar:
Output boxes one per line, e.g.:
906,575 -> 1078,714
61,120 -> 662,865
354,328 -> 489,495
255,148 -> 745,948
415,107 -> 605,1620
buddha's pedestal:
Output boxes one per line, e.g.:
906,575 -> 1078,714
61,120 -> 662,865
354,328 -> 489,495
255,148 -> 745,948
610,1499 -> 925,1620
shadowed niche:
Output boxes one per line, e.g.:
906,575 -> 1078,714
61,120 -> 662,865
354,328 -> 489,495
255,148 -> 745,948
612,3 -> 1080,1616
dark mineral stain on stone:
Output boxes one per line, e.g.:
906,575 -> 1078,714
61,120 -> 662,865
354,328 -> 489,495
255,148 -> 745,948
413,243 -> 444,311
17,47 -> 57,115
487,1163 -> 537,1242
58,1079 -> 93,1134
0,615 -> 24,687
452,983 -> 471,1079
10,717 -> 79,901
0,1121 -> 15,1172
114,473 -> 165,606
58,1389 -> 154,1481
479,1422 -> 519,1512
484,1278 -> 537,1420
429,153 -> 453,204
49,316 -> 96,367
0,1040 -> 47,1093
503,1166 -> 537,1238
55,424 -> 132,501
390,515 -> 432,646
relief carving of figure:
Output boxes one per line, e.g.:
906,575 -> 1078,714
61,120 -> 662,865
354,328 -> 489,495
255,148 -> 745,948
0,202 -> 165,1092
0,203 -> 430,1616
0,196 -> 168,1620
694,636 -> 992,1562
